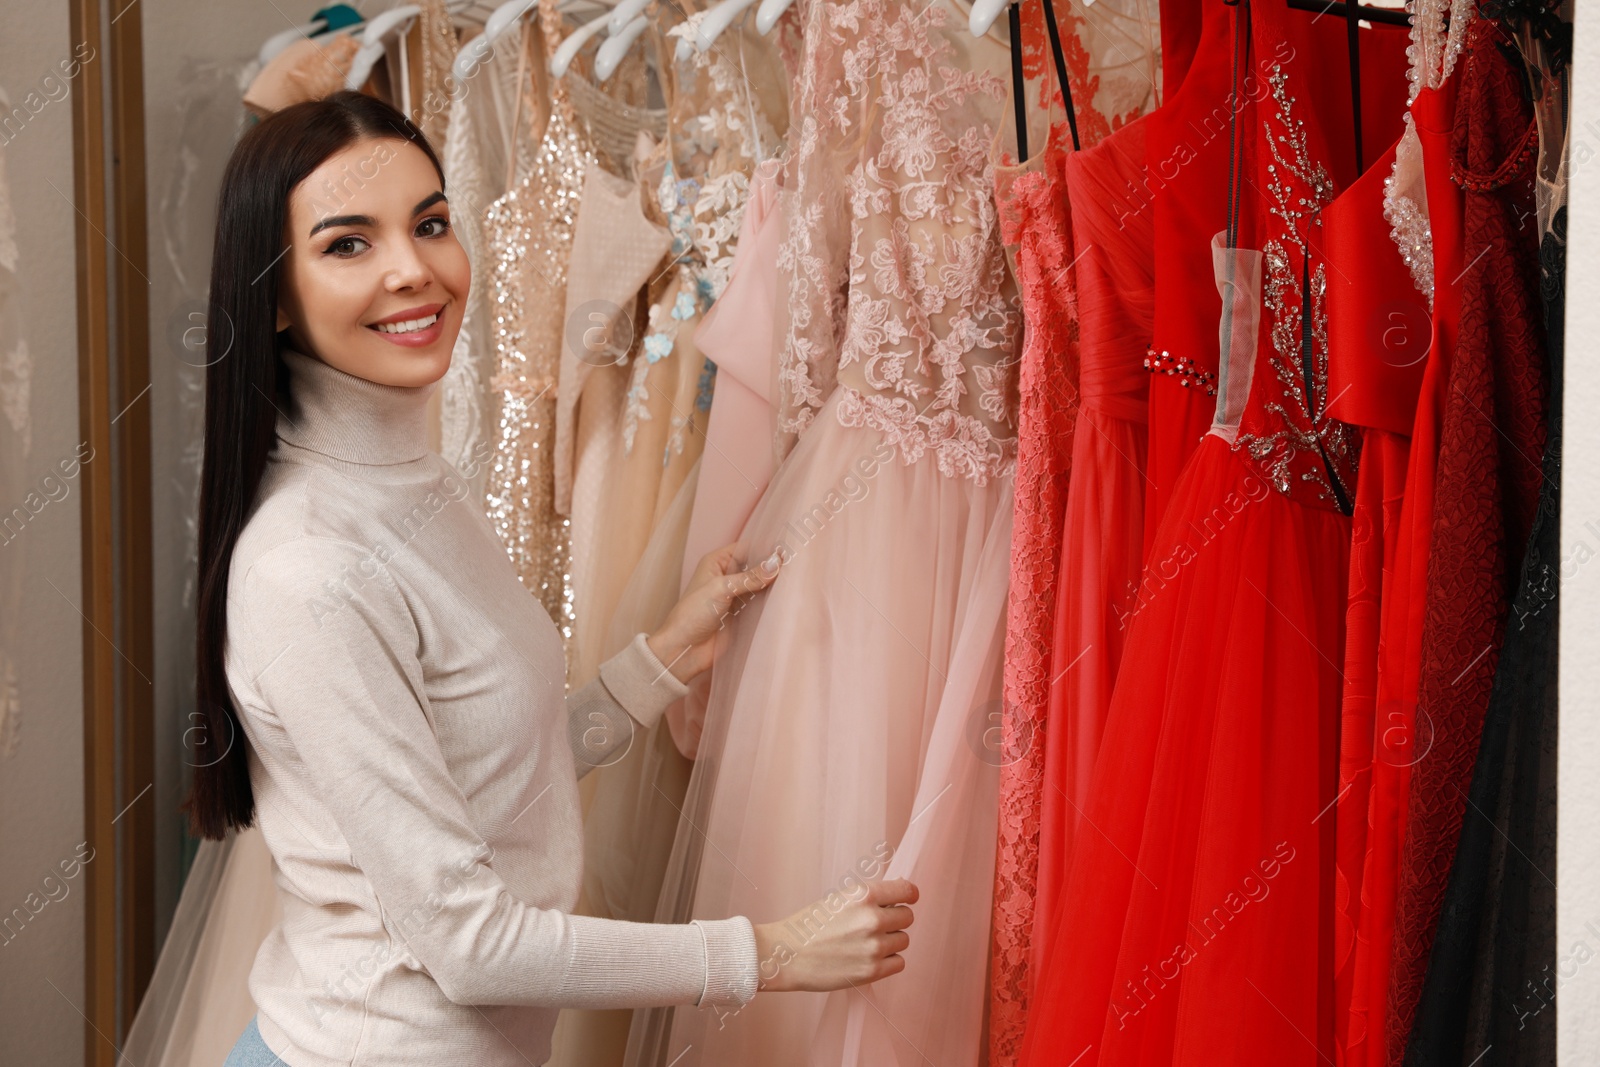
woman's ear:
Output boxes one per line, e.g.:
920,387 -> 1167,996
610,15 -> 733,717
276,306 -> 291,332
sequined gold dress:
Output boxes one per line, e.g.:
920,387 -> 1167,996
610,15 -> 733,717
481,3 -> 598,665
439,15 -> 544,500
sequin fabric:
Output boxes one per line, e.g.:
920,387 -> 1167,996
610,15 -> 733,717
483,2 -> 598,672
416,0 -> 458,147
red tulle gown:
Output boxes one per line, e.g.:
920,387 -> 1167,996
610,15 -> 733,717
1322,135 -> 1432,1065
1385,19 -> 1548,1057
1328,29 -> 1471,1062
1139,0 -> 1227,554
1037,112 -> 1155,964
1017,1 -> 1406,1062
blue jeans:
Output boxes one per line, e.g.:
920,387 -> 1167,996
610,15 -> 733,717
222,1015 -> 287,1066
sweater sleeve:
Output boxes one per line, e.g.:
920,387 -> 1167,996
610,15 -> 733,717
233,538 -> 759,1011
565,632 -> 690,778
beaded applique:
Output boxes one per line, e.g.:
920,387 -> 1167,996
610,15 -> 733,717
1233,66 -> 1359,512
1144,345 -> 1218,396
621,14 -> 779,467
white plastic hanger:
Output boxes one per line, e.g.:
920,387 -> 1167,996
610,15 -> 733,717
551,13 -> 611,76
594,14 -> 650,80
453,0 -> 539,84
607,0 -> 651,33
455,0 -> 611,84
346,5 -> 423,91
754,0 -> 793,35
688,0 -> 758,56
969,0 -> 1009,36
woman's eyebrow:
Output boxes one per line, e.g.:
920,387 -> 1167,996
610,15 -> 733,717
307,193 -> 446,238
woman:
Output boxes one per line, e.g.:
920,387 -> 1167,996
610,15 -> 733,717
184,92 -> 916,1067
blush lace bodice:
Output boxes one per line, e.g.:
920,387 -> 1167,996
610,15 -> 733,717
774,0 -> 1023,485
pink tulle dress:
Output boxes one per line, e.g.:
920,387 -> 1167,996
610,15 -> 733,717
628,3 -> 1019,1065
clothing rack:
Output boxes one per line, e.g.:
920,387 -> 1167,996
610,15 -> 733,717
1284,0 -> 1412,28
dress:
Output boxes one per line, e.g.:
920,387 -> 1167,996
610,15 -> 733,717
628,3 -> 1019,1064
989,84 -> 1082,1067
987,2 -> 1160,1057
1323,134 -> 1431,1067
1328,0 -> 1472,1059
482,4 -> 598,666
1036,107 -> 1154,980
1385,16 -> 1549,1058
677,158 -> 784,616
562,15 -> 783,693
1139,0 -> 1229,556
555,17 -> 788,1066
439,18 -> 544,501
1017,2 -> 1406,1061
671,158 -> 785,759
1402,84 -> 1565,1064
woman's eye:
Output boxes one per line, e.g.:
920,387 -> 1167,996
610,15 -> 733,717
325,234 -> 369,257
417,216 -> 451,238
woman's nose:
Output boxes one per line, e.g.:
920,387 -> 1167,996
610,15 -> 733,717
383,241 -> 432,291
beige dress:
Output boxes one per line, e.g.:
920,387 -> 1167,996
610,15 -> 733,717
550,12 -> 787,1066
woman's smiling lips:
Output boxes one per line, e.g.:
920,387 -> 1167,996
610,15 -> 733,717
366,302 -> 447,347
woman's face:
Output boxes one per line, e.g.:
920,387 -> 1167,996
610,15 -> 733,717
276,137 -> 468,388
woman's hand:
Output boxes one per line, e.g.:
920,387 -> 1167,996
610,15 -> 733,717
752,879 -> 919,992
646,543 -> 781,684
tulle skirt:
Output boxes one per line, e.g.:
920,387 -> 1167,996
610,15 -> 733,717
1033,402 -> 1148,972
1020,435 -> 1349,1066
629,386 -> 1013,1067
118,828 -> 280,1067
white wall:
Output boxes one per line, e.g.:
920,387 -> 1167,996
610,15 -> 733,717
1562,0 -> 1600,1059
0,4 -> 92,1064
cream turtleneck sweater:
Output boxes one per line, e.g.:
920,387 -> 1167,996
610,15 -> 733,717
227,350 -> 758,1067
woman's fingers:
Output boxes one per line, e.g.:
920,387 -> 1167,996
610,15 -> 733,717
867,878 -> 918,908
876,903 -> 915,932
874,953 -> 907,980
876,930 -> 910,956
691,542 -> 747,587
722,557 -> 779,599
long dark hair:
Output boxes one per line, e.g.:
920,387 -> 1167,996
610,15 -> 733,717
182,91 -> 446,839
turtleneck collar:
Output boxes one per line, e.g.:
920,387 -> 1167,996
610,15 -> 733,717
276,349 -> 435,466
